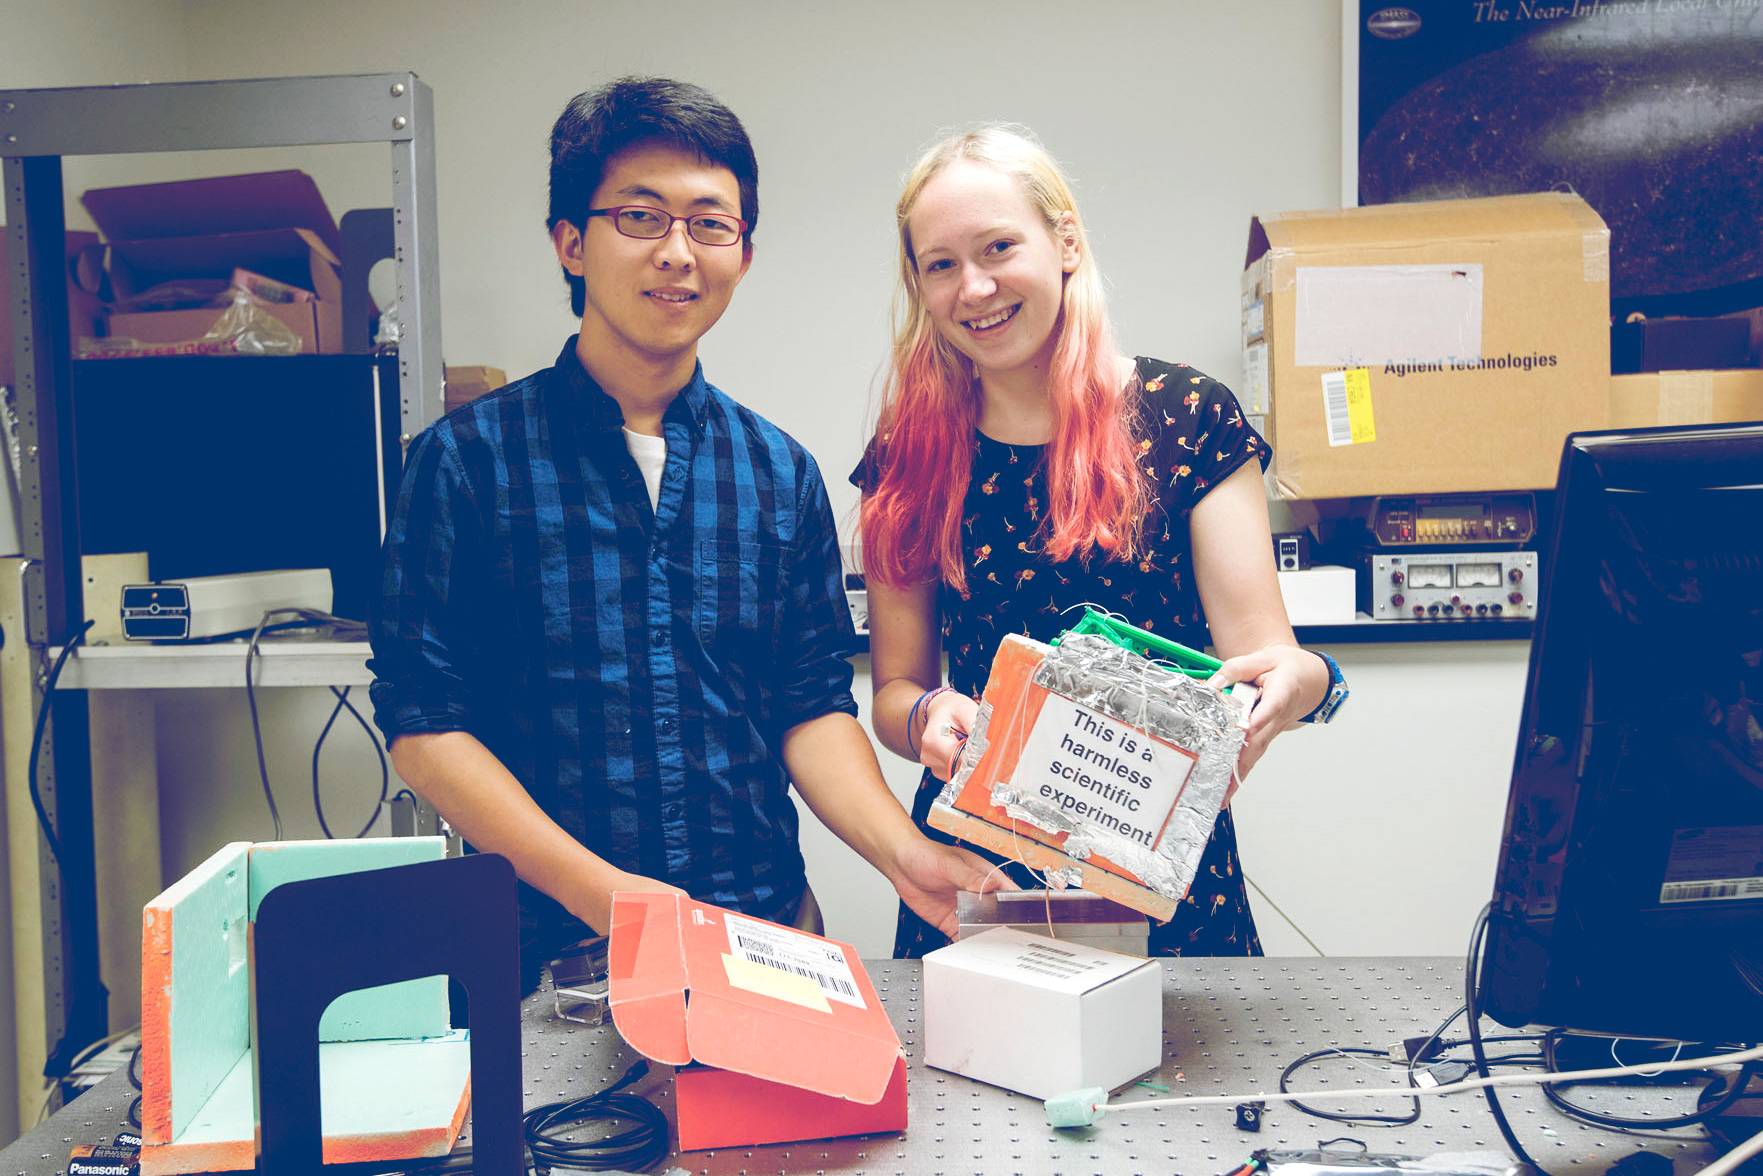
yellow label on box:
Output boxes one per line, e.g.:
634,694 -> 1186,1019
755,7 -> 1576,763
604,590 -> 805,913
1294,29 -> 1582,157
1343,367 -> 1376,444
721,953 -> 832,1013
1323,368 -> 1377,447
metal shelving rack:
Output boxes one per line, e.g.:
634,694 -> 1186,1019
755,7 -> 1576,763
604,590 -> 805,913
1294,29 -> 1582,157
0,73 -> 441,1095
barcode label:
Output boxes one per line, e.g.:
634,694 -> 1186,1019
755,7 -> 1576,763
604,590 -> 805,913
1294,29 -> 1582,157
724,913 -> 866,1009
1660,877 -> 1763,905
1321,371 -> 1353,447
757,957 -> 858,997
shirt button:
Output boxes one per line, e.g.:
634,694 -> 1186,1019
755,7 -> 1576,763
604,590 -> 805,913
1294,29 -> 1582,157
659,717 -> 677,734
652,628 -> 668,648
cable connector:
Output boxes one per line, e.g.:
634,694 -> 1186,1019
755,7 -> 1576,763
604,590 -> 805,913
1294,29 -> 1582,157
1402,1034 -> 1444,1064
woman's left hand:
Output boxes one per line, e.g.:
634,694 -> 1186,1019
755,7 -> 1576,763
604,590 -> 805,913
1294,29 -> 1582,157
1206,645 -> 1330,786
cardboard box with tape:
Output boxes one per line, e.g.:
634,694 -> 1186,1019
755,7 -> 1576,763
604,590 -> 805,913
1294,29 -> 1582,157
1609,369 -> 1763,430
1242,192 -> 1611,500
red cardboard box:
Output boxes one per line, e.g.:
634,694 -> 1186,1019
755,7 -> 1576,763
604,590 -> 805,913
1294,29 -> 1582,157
607,892 -> 907,1151
82,170 -> 344,353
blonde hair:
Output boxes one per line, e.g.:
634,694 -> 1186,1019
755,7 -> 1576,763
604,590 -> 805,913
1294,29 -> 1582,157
862,124 -> 1148,592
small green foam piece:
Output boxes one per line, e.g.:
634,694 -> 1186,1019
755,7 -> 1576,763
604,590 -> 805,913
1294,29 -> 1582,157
1045,1086 -> 1108,1128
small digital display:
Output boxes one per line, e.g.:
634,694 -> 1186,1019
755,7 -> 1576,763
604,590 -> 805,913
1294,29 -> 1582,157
1420,503 -> 1487,519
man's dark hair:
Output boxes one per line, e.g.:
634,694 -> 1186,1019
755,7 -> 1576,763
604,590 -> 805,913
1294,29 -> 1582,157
547,76 -> 760,316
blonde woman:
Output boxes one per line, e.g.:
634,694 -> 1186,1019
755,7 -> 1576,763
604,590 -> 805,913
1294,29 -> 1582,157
855,126 -> 1345,958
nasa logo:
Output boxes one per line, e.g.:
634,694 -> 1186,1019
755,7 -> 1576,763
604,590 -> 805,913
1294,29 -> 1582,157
1367,7 -> 1422,38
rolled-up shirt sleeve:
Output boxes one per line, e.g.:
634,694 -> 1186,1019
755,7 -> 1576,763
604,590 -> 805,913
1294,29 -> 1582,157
771,455 -> 860,731
368,424 -> 484,744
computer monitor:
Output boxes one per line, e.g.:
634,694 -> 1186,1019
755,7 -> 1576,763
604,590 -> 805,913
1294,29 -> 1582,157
72,353 -> 401,623
1480,421 -> 1763,1043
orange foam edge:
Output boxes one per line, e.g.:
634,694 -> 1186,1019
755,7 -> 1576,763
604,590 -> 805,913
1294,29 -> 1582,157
932,634 -> 1179,923
138,1075 -> 469,1175
139,902 -> 174,1144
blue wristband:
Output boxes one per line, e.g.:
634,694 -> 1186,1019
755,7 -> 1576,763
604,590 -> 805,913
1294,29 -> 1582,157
1299,651 -> 1348,724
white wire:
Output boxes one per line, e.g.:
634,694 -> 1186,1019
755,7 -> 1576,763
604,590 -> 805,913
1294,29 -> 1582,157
1611,1034 -> 1683,1078
1694,1122 -> 1763,1176
1084,1041 -> 1763,1117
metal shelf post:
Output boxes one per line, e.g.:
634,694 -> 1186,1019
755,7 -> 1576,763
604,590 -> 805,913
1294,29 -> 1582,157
0,73 -> 444,1111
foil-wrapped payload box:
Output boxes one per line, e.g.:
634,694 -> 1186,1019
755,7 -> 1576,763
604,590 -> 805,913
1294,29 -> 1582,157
928,632 -> 1249,921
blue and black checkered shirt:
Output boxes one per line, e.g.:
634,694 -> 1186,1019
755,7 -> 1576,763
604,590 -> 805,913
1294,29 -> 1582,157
368,338 -> 858,953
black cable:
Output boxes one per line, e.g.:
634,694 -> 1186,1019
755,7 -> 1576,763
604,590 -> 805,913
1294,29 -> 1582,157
127,1044 -> 142,1091
1537,1029 -> 1758,1130
246,609 -> 307,840
1466,902 -> 1553,1176
312,685 -> 390,838
522,1058 -> 668,1172
1699,1070 -> 1763,1150
26,619 -> 97,864
246,607 -> 368,841
1279,1048 -> 1422,1126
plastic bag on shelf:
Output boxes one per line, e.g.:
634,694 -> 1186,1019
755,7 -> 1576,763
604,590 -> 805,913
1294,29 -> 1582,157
80,287 -> 304,358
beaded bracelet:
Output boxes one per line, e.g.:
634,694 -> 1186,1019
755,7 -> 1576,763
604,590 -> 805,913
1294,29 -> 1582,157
906,685 -> 953,759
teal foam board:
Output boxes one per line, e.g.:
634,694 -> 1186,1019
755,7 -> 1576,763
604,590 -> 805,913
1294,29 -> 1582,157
246,838 -> 451,1042
174,1032 -> 471,1144
157,841 -> 251,1142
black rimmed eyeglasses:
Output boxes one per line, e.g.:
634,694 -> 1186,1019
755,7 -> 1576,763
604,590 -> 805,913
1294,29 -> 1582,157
584,205 -> 748,247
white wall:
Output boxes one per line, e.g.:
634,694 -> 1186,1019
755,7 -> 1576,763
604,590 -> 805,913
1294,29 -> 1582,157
162,0 -> 1344,530
0,0 -> 199,220
6,2 -> 1529,965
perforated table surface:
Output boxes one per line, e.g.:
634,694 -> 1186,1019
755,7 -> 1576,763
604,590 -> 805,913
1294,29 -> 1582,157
0,958 -> 1734,1175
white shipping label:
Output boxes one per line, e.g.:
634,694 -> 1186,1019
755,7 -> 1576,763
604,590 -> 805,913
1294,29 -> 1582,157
1294,264 -> 1483,367
1008,938 -> 1129,984
1242,300 -> 1265,345
723,913 -> 866,1008
1242,341 -> 1269,414
1659,826 -> 1763,905
1009,694 -> 1194,851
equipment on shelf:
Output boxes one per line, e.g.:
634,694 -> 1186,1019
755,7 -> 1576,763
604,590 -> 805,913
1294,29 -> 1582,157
1363,551 -> 1538,621
122,569 -> 333,641
1351,493 -> 1538,549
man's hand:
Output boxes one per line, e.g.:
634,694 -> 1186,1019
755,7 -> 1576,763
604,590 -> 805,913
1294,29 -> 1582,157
882,836 -> 1017,938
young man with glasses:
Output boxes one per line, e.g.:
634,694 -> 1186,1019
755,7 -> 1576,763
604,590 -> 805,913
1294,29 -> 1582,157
369,77 -> 1001,988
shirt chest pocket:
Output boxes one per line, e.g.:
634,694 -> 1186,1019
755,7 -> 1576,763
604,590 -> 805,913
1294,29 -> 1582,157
696,538 -> 787,651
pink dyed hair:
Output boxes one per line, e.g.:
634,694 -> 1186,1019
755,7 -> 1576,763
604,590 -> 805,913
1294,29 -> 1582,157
861,125 -> 1150,594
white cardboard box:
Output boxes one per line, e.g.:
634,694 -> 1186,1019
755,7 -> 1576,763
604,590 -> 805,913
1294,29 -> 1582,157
1277,564 -> 1357,625
923,927 -> 1162,1100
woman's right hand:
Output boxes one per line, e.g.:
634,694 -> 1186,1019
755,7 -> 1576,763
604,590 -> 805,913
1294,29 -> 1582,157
919,689 -> 980,780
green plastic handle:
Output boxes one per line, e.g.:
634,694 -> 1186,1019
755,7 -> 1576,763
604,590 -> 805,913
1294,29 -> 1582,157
1051,608 -> 1222,679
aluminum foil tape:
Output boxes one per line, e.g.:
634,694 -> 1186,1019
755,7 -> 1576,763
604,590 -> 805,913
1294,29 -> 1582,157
941,633 -> 1247,903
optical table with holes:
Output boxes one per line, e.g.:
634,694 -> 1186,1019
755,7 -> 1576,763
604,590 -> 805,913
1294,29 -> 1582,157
0,958 -> 1737,1175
